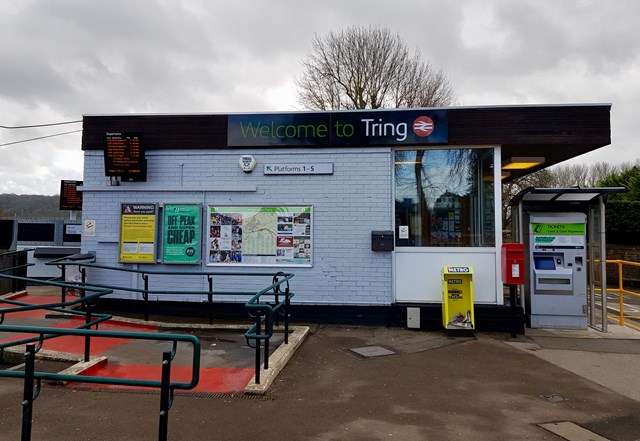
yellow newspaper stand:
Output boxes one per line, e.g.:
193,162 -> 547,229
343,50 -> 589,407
442,266 -> 475,330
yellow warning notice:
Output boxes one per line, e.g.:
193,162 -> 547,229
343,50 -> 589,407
119,203 -> 157,263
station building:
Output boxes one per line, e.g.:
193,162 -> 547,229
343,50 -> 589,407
77,104 -> 612,329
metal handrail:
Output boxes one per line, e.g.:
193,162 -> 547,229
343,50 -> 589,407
0,326 -> 200,389
43,259 -> 296,383
0,263 -> 34,273
47,257 -> 292,277
0,274 -> 116,362
244,272 -> 294,384
0,273 -> 202,440
46,258 -> 295,321
602,260 -> 640,331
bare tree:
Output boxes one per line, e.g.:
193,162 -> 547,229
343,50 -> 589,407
502,160 -> 634,227
297,26 -> 457,245
296,25 -> 455,110
502,169 -> 555,227
547,163 -> 589,187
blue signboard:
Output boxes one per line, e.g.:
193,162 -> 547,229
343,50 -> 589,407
227,109 -> 448,147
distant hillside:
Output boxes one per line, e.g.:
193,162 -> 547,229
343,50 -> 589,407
0,194 -> 75,219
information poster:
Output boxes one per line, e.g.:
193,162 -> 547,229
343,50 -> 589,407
207,206 -> 312,267
104,132 -> 146,181
162,204 -> 201,264
119,203 -> 157,263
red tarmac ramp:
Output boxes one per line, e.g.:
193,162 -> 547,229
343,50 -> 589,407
1,289 -> 281,395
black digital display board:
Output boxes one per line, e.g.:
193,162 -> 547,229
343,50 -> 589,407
104,132 -> 146,181
59,180 -> 83,211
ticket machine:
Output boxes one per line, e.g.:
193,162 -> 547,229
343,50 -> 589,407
528,212 -> 587,329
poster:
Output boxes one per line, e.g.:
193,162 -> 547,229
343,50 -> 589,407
119,203 -> 157,263
162,204 -> 201,264
207,206 -> 312,267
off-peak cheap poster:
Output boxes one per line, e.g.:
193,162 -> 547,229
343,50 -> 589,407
162,204 -> 201,264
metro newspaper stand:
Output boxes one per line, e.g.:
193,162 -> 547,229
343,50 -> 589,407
441,266 -> 474,331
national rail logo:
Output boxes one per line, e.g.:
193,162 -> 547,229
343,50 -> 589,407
413,116 -> 435,137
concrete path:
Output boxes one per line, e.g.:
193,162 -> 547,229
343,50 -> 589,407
2,287 -> 640,440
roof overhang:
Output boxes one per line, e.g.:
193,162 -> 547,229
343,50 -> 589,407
509,187 -> 628,206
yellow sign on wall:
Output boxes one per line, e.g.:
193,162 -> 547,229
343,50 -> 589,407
442,266 -> 475,330
119,203 -> 157,263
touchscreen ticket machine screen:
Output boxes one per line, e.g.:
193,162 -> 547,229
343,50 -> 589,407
533,255 -> 555,270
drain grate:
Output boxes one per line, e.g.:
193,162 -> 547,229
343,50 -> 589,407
69,387 -> 274,400
539,393 -> 568,403
349,346 -> 396,358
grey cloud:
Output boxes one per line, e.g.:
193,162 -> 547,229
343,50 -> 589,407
0,0 -> 639,194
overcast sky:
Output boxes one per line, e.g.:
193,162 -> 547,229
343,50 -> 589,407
1,0 -> 638,195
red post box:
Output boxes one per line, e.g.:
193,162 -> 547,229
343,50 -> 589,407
501,243 -> 525,285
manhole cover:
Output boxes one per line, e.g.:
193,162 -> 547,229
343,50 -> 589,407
349,346 -> 396,358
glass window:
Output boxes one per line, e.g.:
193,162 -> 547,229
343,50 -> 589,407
394,148 -> 495,247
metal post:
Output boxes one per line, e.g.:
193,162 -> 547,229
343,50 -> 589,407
510,285 -> 517,339
12,254 -> 17,293
21,344 -> 35,441
80,267 -> 87,304
588,242 -> 595,324
264,313 -> 269,370
84,303 -> 92,362
60,264 -> 66,307
618,261 -> 624,326
143,274 -> 149,322
208,276 -> 213,325
255,311 -> 261,385
158,351 -> 172,441
600,197 -> 608,332
284,289 -> 290,344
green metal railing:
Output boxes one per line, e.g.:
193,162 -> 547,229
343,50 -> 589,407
0,274 -> 114,362
245,271 -> 293,384
0,275 -> 201,441
46,259 -> 295,383
0,325 -> 200,388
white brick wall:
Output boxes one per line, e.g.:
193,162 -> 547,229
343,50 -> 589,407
81,148 -> 393,305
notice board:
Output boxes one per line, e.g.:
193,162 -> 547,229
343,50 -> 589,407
104,132 -> 146,181
119,203 -> 157,263
162,204 -> 201,264
207,206 -> 312,267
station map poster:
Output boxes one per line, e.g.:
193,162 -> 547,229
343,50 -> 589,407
207,206 -> 312,267
119,203 -> 157,263
162,204 -> 201,264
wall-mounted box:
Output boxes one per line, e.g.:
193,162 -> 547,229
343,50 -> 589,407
501,243 -> 525,285
371,231 -> 394,251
